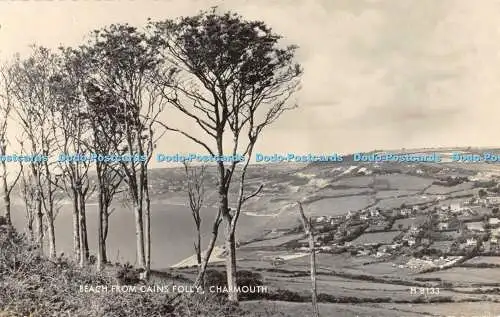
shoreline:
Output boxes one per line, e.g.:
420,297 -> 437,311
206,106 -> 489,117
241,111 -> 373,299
170,246 -> 226,268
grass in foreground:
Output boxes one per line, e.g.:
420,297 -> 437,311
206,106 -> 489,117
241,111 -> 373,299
0,221 -> 286,317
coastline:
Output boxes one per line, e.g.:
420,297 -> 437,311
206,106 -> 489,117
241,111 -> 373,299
170,246 -> 226,268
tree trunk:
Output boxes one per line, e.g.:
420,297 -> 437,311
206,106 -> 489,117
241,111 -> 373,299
1,158 -> 11,226
309,229 -> 319,317
26,207 -> 34,242
194,210 -> 221,288
35,196 -> 44,253
3,193 -> 10,226
195,224 -> 202,267
298,202 -> 320,317
79,191 -> 89,267
102,206 -> 109,263
103,209 -> 110,241
47,216 -> 56,260
144,173 -> 151,279
43,159 -> 56,260
133,201 -> 146,268
217,165 -> 238,303
72,191 -> 80,263
97,187 -> 105,271
225,222 -> 238,303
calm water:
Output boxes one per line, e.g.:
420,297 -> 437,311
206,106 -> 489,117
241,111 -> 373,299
11,203 -> 270,269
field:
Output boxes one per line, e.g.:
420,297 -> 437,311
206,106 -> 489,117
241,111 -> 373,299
374,174 -> 435,190
424,182 -> 475,194
388,302 -> 500,317
418,268 -> 500,285
150,151 -> 500,316
351,231 -> 401,245
393,217 -> 426,229
305,195 -> 375,215
239,233 -> 304,249
376,196 -> 437,209
465,256 -> 500,264
242,301 -> 425,317
375,189 -> 420,199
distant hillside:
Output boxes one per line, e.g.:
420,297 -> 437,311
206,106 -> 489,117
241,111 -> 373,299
11,146 -> 500,204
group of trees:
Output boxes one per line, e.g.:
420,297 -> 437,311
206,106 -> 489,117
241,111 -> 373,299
0,8 -> 302,303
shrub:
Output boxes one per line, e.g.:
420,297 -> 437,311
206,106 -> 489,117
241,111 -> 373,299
266,289 -> 305,302
0,224 -> 270,316
115,262 -> 141,285
204,269 -> 265,300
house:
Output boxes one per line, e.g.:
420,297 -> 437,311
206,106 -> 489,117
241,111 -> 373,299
466,238 -> 477,246
401,208 -> 413,216
489,217 -> 500,226
408,239 -> 416,246
487,196 -> 500,204
271,257 -> 286,266
438,222 -> 449,230
490,238 -> 498,252
409,224 -> 420,233
461,208 -> 475,216
483,241 -> 492,253
357,249 -> 371,256
316,216 -> 326,223
464,198 -> 473,205
375,251 -> 388,258
330,217 -> 342,226
378,245 -> 388,252
450,203 -> 462,212
466,222 -> 485,232
392,209 -> 401,217
390,243 -> 402,249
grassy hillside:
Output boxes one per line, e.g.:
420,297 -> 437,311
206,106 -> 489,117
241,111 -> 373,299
0,218 -> 285,317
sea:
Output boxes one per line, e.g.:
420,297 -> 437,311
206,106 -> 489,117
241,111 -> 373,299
10,202 -> 271,269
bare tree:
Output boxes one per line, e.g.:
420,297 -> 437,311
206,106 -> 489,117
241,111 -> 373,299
151,8 -> 302,302
0,63 -> 22,226
182,162 -> 222,287
183,161 -> 206,268
297,202 -> 320,317
194,208 -> 222,289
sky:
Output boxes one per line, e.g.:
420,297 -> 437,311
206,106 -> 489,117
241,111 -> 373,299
1,0 -> 500,166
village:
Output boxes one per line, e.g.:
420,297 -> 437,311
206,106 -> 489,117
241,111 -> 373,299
291,186 -> 500,272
